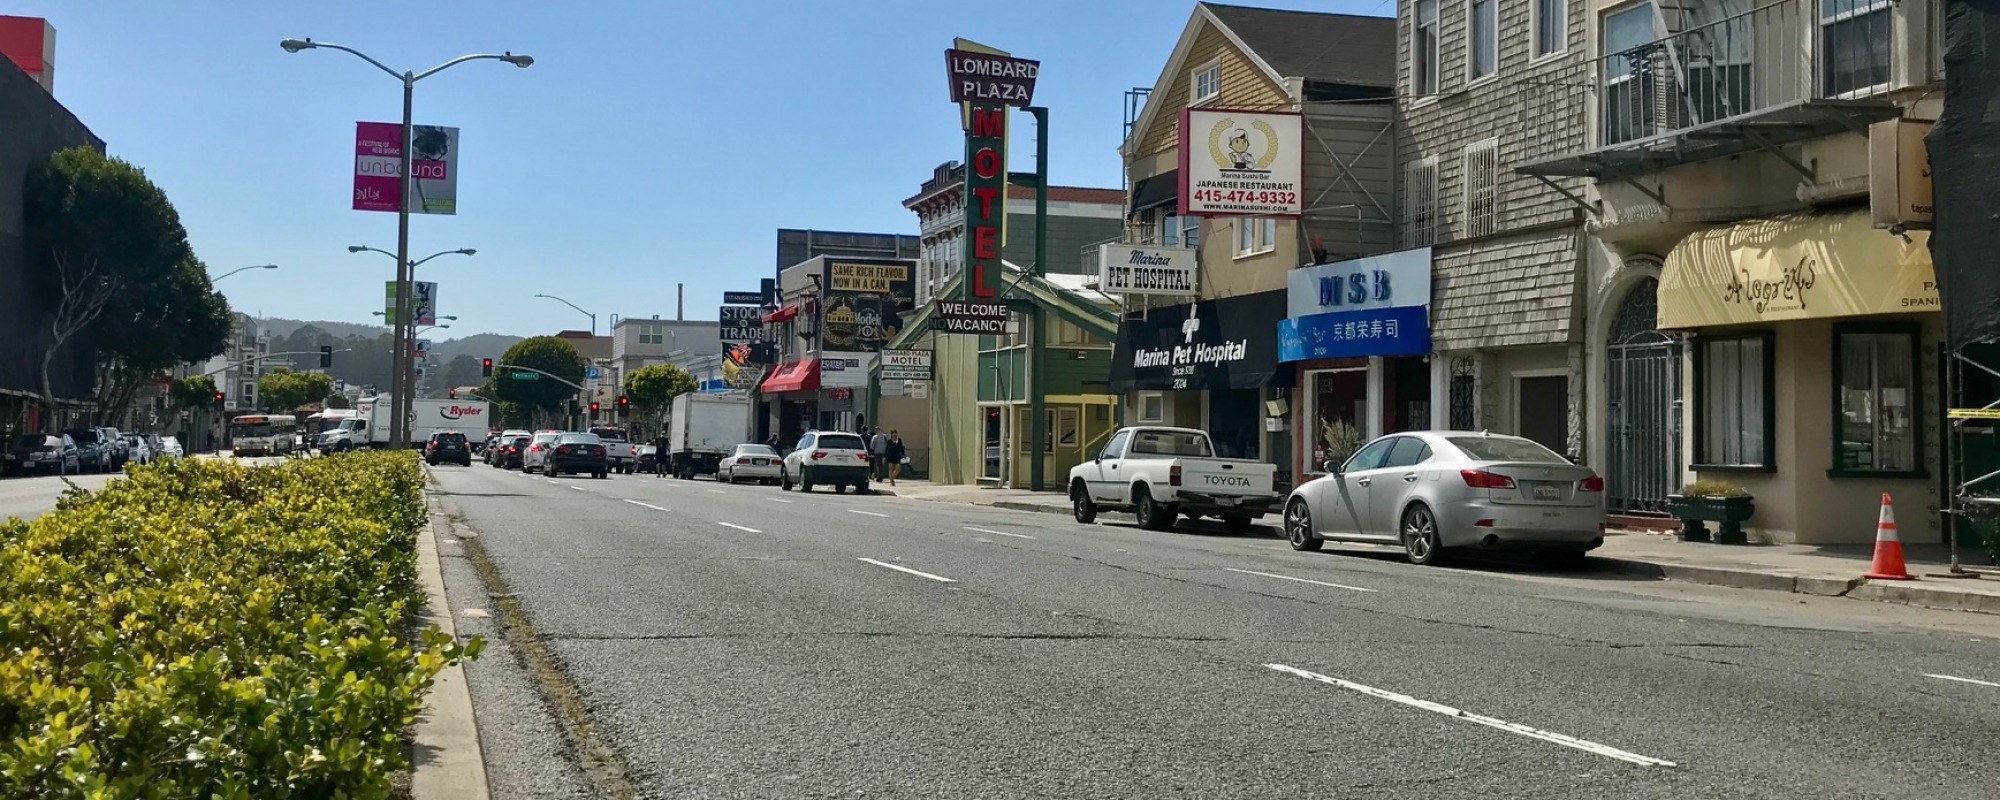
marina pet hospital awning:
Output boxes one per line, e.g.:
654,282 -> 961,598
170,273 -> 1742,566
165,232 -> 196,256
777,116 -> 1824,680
1109,290 -> 1292,393
757,359 -> 820,394
1658,210 -> 1937,329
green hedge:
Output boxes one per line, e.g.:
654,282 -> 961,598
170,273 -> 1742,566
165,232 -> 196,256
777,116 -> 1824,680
0,452 -> 480,798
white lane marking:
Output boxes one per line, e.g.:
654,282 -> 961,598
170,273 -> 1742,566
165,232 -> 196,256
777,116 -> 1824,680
857,558 -> 956,583
1926,673 -> 2000,688
1264,664 -> 1676,767
848,509 -> 890,518
707,489 -> 727,494
718,522 -> 761,533
546,479 -> 560,485
767,497 -> 794,504
623,499 -> 668,512
1227,568 -> 1377,593
570,486 -> 587,491
965,526 -> 1036,540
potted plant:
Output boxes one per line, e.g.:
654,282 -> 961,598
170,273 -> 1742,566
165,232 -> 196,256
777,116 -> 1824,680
1666,480 -> 1755,544
1318,420 -> 1362,474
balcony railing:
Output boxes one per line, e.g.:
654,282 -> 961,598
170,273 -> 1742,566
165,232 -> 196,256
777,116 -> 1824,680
1518,0 -> 1903,180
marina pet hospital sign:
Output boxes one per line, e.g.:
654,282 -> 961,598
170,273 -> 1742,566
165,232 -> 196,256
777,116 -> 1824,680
1098,243 -> 1197,296
1279,248 -> 1432,362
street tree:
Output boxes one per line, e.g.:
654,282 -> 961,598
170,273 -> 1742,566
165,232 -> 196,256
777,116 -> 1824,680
256,368 -> 333,413
23,147 -> 192,431
323,393 -> 352,410
624,364 -> 696,423
169,375 -> 217,410
492,336 -> 586,420
89,254 -> 233,423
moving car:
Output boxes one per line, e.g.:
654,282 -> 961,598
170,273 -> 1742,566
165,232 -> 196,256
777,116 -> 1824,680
489,429 -> 529,466
780,431 -> 871,494
521,431 -> 561,473
546,432 -> 609,478
718,443 -> 782,485
425,431 -> 474,466
155,436 -> 185,460
1281,431 -> 1607,566
6,434 -> 79,476
635,445 -> 663,474
1067,426 -> 1281,534
498,434 -> 532,470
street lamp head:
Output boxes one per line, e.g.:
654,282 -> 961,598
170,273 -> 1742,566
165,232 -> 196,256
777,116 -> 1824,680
255,264 -> 279,270
500,53 -> 534,68
347,245 -> 366,253
457,248 -> 477,256
279,38 -> 315,53
443,315 -> 460,321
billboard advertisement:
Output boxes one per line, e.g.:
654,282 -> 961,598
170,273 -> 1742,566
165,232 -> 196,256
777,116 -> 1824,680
719,305 -> 762,343
820,259 -> 916,352
1178,109 -> 1302,217
353,122 -> 461,215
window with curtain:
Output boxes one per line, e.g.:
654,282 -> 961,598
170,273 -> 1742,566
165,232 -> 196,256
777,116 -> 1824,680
1834,327 -> 1918,473
1697,335 -> 1770,467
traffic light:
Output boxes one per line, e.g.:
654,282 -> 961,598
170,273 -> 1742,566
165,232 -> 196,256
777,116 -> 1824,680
589,401 -> 601,414
481,358 -> 493,377
617,395 -> 630,417
319,345 -> 333,369
214,391 -> 225,407
448,389 -> 458,399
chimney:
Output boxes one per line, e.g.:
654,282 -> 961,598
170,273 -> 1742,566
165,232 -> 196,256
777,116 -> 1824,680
0,16 -> 56,94
677,283 -> 684,320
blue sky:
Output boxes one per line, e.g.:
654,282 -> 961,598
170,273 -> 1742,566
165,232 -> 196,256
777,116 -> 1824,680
15,0 -> 1383,338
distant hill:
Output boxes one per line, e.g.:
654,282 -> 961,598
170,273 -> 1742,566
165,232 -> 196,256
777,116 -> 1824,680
252,317 -> 521,362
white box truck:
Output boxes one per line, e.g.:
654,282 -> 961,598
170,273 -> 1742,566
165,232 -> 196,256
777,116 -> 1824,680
667,393 -> 750,479
318,396 -> 490,450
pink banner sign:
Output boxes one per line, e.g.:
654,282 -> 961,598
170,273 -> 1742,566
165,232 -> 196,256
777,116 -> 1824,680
352,121 -> 460,215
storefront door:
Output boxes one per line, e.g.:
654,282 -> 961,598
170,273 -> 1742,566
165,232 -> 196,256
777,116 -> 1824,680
1306,368 -> 1366,471
1207,389 -> 1262,460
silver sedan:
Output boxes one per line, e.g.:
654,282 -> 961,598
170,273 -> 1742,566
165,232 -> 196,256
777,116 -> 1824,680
718,443 -> 783,485
1282,431 -> 1606,566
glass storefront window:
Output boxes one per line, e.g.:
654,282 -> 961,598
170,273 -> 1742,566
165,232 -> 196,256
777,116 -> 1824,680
1835,326 -> 1919,474
1696,334 -> 1771,468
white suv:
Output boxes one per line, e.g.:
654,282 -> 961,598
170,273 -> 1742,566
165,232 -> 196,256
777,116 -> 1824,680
522,431 -> 562,473
780,431 -> 872,494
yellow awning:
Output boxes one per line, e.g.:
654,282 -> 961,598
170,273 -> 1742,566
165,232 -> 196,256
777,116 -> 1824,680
1658,211 -> 1937,329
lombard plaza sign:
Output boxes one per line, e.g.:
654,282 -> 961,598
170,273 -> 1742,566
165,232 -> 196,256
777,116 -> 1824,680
946,40 -> 1038,301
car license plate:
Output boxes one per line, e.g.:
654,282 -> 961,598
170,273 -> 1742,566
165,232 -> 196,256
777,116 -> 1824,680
1532,484 -> 1561,501
753,458 -> 769,466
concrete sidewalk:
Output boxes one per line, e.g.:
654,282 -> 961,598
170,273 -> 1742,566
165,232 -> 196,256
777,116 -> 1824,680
873,479 -> 2000,615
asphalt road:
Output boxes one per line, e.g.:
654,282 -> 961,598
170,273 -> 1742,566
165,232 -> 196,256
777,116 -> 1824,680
0,469 -> 119,522
431,464 -> 2000,799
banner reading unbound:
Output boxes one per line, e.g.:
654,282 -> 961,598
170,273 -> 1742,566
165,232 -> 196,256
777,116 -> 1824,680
353,122 -> 461,215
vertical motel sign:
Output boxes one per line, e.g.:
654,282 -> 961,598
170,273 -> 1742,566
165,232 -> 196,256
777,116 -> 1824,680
946,46 -> 1040,300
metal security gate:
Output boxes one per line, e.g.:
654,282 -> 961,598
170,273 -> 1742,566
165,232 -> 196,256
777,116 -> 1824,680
1605,279 -> 1682,514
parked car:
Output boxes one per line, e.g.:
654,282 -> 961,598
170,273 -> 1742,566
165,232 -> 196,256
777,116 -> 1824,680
6,433 -> 79,476
120,434 -> 153,465
1281,431 -> 1607,566
546,432 -> 609,478
425,431 -> 474,466
155,436 -> 185,460
1067,426 -> 1281,534
521,431 -> 562,473
99,428 -> 130,468
719,443 -> 782,485
780,431 -> 871,494
479,433 -> 499,458
62,428 -> 112,473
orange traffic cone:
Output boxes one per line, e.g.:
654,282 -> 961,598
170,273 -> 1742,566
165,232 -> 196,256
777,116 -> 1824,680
1864,493 -> 1913,580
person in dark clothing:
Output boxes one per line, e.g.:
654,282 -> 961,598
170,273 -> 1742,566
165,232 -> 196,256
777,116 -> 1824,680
884,430 -> 907,486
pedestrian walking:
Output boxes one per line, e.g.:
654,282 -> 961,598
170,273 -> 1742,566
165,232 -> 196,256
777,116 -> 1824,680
885,430 -> 907,486
869,428 -> 889,482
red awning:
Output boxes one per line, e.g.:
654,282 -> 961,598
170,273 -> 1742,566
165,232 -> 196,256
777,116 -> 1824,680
762,304 -> 801,324
757,359 -> 820,394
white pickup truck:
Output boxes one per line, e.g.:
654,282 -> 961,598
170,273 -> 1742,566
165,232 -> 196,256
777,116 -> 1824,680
589,426 -> 639,474
1067,426 -> 1282,534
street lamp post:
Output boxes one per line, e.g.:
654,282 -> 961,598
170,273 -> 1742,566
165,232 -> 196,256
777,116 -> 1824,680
351,245 -> 473,426
211,264 -> 279,282
533,294 -> 597,335
283,37 -> 531,448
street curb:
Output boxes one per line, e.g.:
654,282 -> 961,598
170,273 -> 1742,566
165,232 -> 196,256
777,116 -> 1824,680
410,495 -> 492,800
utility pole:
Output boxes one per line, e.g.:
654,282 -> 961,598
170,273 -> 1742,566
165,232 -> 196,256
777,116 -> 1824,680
1027,106 -> 1050,492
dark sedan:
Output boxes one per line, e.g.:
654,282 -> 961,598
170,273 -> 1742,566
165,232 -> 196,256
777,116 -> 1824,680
6,434 -> 79,476
546,433 -> 609,478
499,435 -> 531,469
